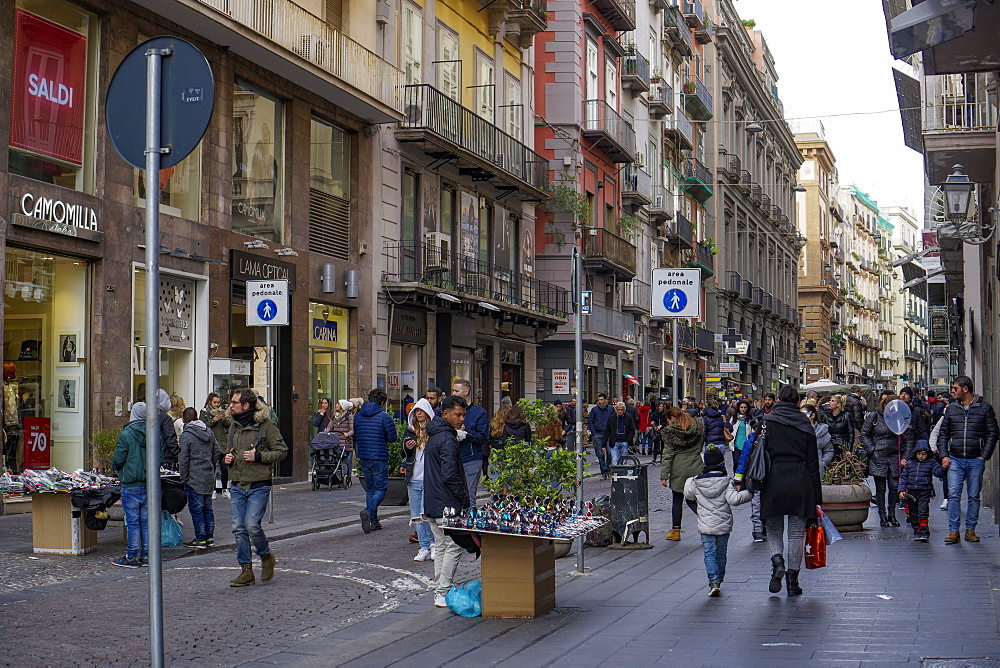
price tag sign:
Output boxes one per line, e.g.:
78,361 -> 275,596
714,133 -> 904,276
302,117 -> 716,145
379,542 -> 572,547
23,417 -> 51,469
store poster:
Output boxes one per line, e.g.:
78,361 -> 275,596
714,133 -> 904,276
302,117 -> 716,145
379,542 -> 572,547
460,191 -> 478,260
22,417 -> 51,469
232,84 -> 280,238
552,369 -> 570,395
10,9 -> 88,165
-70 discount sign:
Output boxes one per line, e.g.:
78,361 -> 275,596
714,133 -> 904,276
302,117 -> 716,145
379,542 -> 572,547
22,417 -> 51,469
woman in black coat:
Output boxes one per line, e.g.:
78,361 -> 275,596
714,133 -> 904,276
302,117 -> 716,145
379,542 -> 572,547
861,394 -> 915,527
821,394 -> 855,459
502,405 -> 533,443
759,385 -> 821,597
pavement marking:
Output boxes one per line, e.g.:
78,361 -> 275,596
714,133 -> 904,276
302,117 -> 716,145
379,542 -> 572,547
876,594 -> 893,599
761,643 -> 802,647
308,558 -> 435,587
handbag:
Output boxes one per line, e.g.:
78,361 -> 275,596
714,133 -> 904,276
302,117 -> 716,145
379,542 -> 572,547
445,580 -> 482,617
743,424 -> 770,493
161,510 -> 183,547
723,428 -> 735,443
804,522 -> 827,569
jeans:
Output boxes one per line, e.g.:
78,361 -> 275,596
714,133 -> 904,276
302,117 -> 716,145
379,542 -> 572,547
750,492 -> 763,532
947,456 -> 985,531
700,533 -> 730,585
216,453 -> 229,490
764,515 -> 807,571
592,433 -> 610,475
463,460 -> 482,502
610,441 -> 629,466
640,432 -> 653,455
230,485 -> 271,565
428,517 -> 466,595
360,458 -> 388,523
407,480 -> 434,550
121,486 -> 149,560
185,485 -> 215,542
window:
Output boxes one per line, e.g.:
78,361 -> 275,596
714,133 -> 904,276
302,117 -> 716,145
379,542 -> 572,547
9,0 -> 99,194
605,58 -> 618,110
402,3 -> 422,86
586,40 -> 599,100
232,80 -> 284,241
437,27 -> 460,102
441,185 -> 455,237
504,73 -> 522,139
475,50 -> 495,121
309,118 -> 351,259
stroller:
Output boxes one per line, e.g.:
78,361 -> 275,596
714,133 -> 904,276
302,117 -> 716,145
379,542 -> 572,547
310,432 -> 351,490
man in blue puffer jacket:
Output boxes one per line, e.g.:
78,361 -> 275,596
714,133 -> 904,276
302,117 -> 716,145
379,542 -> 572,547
353,387 -> 398,534
451,379 -> 488,501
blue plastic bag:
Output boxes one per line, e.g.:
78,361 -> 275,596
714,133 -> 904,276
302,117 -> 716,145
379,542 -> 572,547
445,580 -> 482,617
161,510 -> 183,547
817,506 -> 842,545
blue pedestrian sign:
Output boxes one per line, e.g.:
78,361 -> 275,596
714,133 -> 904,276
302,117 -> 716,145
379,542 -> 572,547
246,280 -> 289,326
651,267 -> 701,318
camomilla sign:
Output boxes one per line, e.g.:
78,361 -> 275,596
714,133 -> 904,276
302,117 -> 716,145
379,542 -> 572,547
10,9 -> 88,165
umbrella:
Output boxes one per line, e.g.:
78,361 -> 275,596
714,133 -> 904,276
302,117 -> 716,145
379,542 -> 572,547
800,379 -> 849,393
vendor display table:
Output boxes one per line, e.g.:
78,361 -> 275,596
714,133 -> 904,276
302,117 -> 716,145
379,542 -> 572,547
31,492 -> 97,555
480,533 -> 556,618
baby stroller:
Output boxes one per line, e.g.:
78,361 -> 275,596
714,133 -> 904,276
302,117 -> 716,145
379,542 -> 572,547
310,432 -> 350,490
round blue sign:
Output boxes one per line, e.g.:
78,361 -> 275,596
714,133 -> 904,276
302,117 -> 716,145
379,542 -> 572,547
663,289 -> 687,313
257,299 -> 278,322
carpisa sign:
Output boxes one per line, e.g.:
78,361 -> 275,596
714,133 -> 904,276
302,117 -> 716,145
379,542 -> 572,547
651,267 -> 702,318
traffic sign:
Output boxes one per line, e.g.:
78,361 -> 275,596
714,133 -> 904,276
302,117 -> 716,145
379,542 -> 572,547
725,341 -> 750,356
581,291 -> 592,315
247,280 -> 289,326
651,267 -> 701,318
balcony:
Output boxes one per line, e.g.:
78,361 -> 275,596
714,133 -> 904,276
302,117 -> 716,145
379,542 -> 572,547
666,211 -> 694,249
382,240 -> 570,324
905,349 -> 925,362
687,241 -> 715,278
582,227 -> 638,278
921,73 -> 998,184
682,0 -> 704,28
719,152 -> 741,182
507,1 -> 549,49
693,18 -> 714,44
682,158 -> 714,203
738,169 -> 752,193
725,271 -> 741,296
664,109 -> 694,151
623,279 -> 652,315
398,85 -> 548,199
649,185 -> 675,225
663,6 -> 693,56
749,287 -> 764,310
582,99 -> 638,163
592,0 -> 637,31
622,164 -> 652,208
762,292 -> 773,313
760,192 -> 771,213
739,279 -> 753,302
682,77 -> 713,121
152,0 -> 404,122
749,183 -> 763,206
648,81 -> 673,118
695,326 -> 715,354
770,204 -> 782,222
622,45 -> 651,95
580,303 -> 637,344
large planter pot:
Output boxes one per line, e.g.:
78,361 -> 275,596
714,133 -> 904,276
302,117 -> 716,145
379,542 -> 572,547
821,483 -> 871,532
553,539 -> 573,559
357,475 -> 409,506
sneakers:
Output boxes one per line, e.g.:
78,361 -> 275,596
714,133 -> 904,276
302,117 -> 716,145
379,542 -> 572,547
111,555 -> 141,568
752,531 -> 765,543
222,489 -> 231,499
965,529 -> 980,542
360,510 -> 372,534
944,531 -> 961,544
428,544 -> 436,559
205,538 -> 215,548
414,548 -> 432,562
139,556 -> 148,567
940,499 -> 948,510
212,490 -> 218,500
182,540 -> 207,550
373,522 -> 384,531
665,528 -> 681,541
434,594 -> 448,608
709,585 -> 721,597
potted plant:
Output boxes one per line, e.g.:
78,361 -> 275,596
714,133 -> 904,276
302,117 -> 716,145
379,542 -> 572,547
90,428 -> 123,473
650,67 -> 663,83
820,454 -> 871,531
683,81 -> 697,94
356,419 -> 409,506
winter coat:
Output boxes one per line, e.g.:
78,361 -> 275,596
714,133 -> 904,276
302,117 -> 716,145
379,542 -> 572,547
423,415 -> 471,518
225,400 -> 287,486
460,403 -> 489,464
312,411 -> 331,432
503,420 -> 532,443
587,403 -> 613,435
179,420 -> 220,495
159,410 -> 179,466
112,420 -> 149,488
847,393 -> 866,429
625,403 -> 639,425
327,411 -> 355,451
814,422 -> 834,473
702,407 -> 731,446
729,413 -> 757,451
353,401 -> 398,462
861,408 -> 915,479
904,401 -> 931,453
200,407 -> 231,451
684,473 -> 752,535
760,402 -> 822,520
898,457 -> 945,493
603,412 -> 637,446
637,405 -> 651,431
821,407 -> 855,450
937,395 -> 999,460
660,418 -> 705,494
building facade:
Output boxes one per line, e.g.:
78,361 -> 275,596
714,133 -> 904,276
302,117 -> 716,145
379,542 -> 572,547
884,205 -> 928,388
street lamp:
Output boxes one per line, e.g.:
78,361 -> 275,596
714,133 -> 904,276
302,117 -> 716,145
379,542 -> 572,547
745,122 -> 764,134
942,163 -> 974,221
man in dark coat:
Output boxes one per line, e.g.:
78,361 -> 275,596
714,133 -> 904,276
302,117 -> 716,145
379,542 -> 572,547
587,394 -> 613,478
603,402 -> 636,466
759,385 -> 821,598
353,388 -> 398,534
899,387 -> 930,455
423,395 -> 472,608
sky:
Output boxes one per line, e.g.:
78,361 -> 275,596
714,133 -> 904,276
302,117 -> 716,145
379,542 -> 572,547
734,0 -> 925,215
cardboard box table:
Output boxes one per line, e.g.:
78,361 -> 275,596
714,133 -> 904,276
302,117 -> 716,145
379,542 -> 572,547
31,492 -> 97,555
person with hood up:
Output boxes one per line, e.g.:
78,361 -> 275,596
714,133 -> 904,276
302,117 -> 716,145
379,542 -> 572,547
660,407 -> 705,541
758,384 -> 821,598
353,387 -> 398,534
702,399 -> 732,450
110,402 -> 156,568
898,445 -> 945,542
684,445 -> 752,596
861,394 -> 915,527
402,398 -> 436,561
179,407 -> 220,550
801,404 -> 834,473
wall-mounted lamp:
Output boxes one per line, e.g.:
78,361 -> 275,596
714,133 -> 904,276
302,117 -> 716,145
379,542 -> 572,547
942,163 -> 974,221
243,239 -> 269,250
436,292 -> 461,303
321,263 -> 336,293
345,269 -> 359,299
274,248 -> 298,257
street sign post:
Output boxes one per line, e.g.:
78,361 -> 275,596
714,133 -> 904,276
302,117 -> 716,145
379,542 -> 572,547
246,280 -> 290,326
580,290 -> 592,315
652,268 -> 702,403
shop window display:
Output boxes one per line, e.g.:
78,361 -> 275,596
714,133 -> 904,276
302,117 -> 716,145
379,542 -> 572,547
132,268 -> 196,406
309,302 -> 349,429
232,80 -> 284,242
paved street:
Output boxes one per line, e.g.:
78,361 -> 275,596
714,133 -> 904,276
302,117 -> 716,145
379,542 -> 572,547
1,458 -> 999,667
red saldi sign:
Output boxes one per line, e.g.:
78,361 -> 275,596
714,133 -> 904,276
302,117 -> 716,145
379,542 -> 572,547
10,9 -> 88,165
22,417 -> 51,470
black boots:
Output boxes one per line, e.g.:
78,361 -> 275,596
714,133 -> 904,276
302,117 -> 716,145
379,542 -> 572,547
769,554 -> 786,593
786,569 -> 802,597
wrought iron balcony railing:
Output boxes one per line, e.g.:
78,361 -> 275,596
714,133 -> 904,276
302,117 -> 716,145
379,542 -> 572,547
648,81 -> 673,118
582,99 -> 638,162
582,227 -> 638,276
622,45 -> 650,93
726,271 -> 741,295
663,5 -> 693,56
682,76 -> 713,121
591,0 -> 637,31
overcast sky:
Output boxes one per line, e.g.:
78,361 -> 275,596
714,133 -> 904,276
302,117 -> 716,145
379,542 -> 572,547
734,0 -> 925,216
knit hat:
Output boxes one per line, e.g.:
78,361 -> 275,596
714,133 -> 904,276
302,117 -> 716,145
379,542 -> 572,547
338,399 -> 353,411
703,445 -> 725,468
899,387 -> 914,398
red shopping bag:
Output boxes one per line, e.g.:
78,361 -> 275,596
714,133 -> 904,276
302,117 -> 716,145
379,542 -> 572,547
805,523 -> 826,569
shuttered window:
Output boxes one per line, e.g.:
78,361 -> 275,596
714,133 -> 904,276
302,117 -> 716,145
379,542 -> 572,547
309,118 -> 351,259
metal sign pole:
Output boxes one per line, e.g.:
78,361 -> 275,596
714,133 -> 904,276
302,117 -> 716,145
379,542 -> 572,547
672,319 -> 679,407
573,245 -> 586,574
267,325 -> 275,524
144,46 -> 170,668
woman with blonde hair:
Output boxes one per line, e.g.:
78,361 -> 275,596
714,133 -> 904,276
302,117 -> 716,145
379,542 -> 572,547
168,394 -> 186,439
402,398 -> 435,561
328,399 -> 356,474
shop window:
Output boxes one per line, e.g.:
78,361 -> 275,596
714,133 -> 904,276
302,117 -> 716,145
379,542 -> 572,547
309,302 -> 350,428
232,80 -> 284,242
132,268 -> 197,406
8,0 -> 99,194
388,342 -> 420,421
3,248 -> 89,472
308,118 -> 351,259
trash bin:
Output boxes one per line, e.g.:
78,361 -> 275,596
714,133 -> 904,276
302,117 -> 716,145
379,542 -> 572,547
610,455 -> 649,545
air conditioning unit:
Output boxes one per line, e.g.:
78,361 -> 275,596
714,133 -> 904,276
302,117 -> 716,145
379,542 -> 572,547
635,152 -> 645,168
404,104 -> 423,126
297,35 -> 329,66
424,232 -> 451,270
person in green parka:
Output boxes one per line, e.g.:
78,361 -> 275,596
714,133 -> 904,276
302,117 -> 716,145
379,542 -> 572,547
660,406 -> 705,542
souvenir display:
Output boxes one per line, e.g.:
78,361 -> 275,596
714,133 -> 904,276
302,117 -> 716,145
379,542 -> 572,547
442,495 -> 608,539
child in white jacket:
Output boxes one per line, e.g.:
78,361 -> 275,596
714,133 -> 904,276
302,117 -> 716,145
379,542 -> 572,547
684,445 -> 752,596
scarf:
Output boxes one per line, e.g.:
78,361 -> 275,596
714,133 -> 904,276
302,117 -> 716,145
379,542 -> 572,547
763,401 -> 814,435
233,406 -> 255,428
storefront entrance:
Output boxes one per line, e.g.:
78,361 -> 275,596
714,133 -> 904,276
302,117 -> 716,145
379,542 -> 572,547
309,302 -> 349,430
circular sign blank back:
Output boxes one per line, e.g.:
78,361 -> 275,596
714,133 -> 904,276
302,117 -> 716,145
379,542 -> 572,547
106,36 -> 214,169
